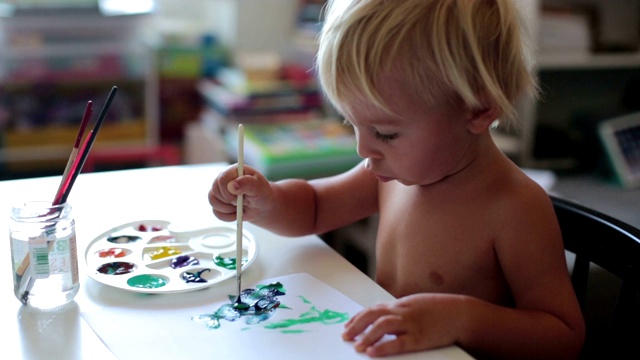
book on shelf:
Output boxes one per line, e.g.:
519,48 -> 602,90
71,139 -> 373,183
198,106 -> 323,134
539,5 -> 594,54
223,119 -> 361,180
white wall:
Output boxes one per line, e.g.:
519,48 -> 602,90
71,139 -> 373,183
154,0 -> 299,59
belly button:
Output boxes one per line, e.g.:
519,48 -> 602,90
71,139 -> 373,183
429,271 -> 444,286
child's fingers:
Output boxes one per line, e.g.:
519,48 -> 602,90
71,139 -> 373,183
227,175 -> 260,197
209,176 -> 235,205
342,304 -> 390,340
352,313 -> 404,351
363,334 -> 413,357
208,184 -> 238,222
212,208 -> 238,222
227,179 -> 241,194
226,166 -> 268,198
210,164 -> 269,222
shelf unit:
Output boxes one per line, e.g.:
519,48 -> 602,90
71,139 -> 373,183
0,6 -> 158,176
496,0 -> 640,172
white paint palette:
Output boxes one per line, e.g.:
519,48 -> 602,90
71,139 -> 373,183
84,220 -> 258,293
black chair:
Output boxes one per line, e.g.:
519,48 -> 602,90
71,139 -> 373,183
551,194 -> 640,359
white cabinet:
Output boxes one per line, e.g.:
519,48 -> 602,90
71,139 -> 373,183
154,0 -> 298,60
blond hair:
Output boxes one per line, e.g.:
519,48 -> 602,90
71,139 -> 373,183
316,0 -> 537,128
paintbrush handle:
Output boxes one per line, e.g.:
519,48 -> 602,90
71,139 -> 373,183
15,252 -> 31,277
236,124 -> 245,296
53,132 -> 91,206
59,86 -> 117,205
236,193 -> 243,296
54,147 -> 79,199
53,100 -> 92,204
75,101 -> 92,148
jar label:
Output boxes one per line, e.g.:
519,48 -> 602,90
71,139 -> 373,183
29,234 -> 50,279
29,232 -> 77,280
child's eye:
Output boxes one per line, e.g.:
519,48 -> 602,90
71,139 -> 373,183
374,131 -> 398,143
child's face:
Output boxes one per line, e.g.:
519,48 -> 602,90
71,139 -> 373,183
344,81 -> 478,186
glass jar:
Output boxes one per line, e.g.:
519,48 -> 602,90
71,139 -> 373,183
10,201 -> 79,310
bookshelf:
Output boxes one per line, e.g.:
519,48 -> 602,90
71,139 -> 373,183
497,0 -> 640,172
0,4 -> 158,177
191,57 -> 358,180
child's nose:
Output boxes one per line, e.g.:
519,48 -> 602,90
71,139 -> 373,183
355,134 -> 381,160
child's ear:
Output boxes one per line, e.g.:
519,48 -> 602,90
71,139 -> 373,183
466,105 -> 499,134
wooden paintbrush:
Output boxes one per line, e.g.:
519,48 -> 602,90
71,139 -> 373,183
54,100 -> 92,198
234,124 -> 246,309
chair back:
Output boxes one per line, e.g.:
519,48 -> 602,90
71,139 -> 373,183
551,195 -> 640,359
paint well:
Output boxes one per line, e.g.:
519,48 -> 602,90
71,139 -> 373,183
127,274 -> 168,289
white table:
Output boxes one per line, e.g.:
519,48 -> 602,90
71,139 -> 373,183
0,163 -> 472,359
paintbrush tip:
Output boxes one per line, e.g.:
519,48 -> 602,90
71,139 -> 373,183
20,291 -> 29,305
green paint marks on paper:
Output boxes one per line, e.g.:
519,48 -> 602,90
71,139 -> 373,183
192,281 -> 349,333
264,306 -> 349,330
192,282 -> 285,329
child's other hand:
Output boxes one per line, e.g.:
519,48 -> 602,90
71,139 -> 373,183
208,164 -> 274,222
342,294 -> 464,357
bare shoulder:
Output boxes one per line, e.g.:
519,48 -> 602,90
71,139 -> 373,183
486,166 -> 560,258
310,160 -> 380,232
311,160 -> 378,198
496,168 -> 557,228
491,167 -> 570,298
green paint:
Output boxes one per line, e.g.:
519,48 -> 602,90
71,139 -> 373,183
264,306 -> 349,330
233,301 -> 250,310
213,255 -> 247,270
193,281 -> 285,329
257,282 -> 286,293
127,274 -> 167,289
192,281 -> 350,333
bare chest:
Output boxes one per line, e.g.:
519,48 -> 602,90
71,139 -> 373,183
374,186 -> 511,303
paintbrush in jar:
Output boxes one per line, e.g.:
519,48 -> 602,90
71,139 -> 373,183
17,86 -> 118,304
54,100 -> 92,198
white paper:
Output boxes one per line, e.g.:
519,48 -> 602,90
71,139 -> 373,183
82,273 -> 368,359
82,273 -> 469,360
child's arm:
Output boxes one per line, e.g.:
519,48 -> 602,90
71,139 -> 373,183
342,187 -> 585,359
208,161 -> 378,236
